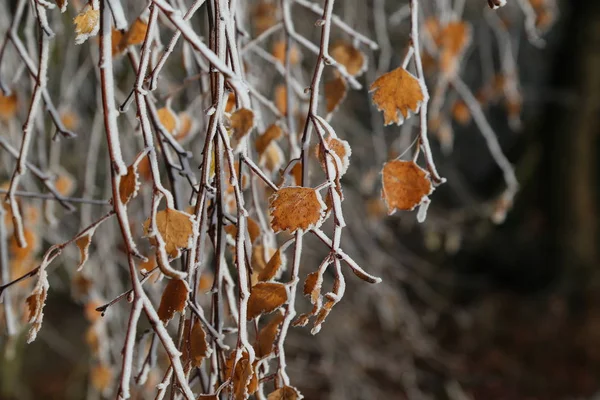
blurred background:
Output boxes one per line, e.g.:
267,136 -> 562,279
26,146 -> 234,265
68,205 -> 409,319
1,0 -> 599,399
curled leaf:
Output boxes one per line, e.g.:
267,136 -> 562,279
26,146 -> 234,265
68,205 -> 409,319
25,269 -> 50,343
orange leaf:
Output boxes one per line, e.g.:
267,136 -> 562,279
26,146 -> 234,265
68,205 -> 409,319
55,172 -> 76,197
330,42 -> 366,77
257,249 -> 285,282
269,187 -> 326,233
260,141 -> 285,173
252,1 -> 278,34
267,386 -> 303,400
119,163 -> 141,205
157,107 -> 179,134
73,7 -> 99,44
255,311 -> 285,358
121,18 -> 148,47
272,40 -> 300,65
324,76 -> 347,114
315,137 -> 352,177
255,124 -> 283,155
76,232 -> 94,271
230,108 -> 255,140
381,160 -> 433,214
90,363 -> 113,392
143,208 -> 196,258
274,85 -> 287,115
182,319 -> 210,368
247,282 -> 287,320
370,67 -> 424,126
0,92 -> 18,121
157,279 -> 189,323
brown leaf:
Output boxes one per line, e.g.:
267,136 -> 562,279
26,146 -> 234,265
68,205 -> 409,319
330,42 -> 366,77
76,232 -> 94,271
269,187 -> 326,233
438,22 -> 472,75
225,92 -> 237,113
256,124 -> 283,155
182,319 -> 210,368
26,270 -> 49,343
381,160 -> 433,214
230,108 -> 255,140
0,92 -> 18,121
225,352 -> 257,400
55,172 -> 76,197
143,208 -> 196,258
157,279 -> 189,323
274,85 -> 288,115
119,163 -> 140,205
324,76 -> 347,114
315,137 -> 352,177
267,386 -> 303,400
84,300 -> 102,322
9,228 -> 38,261
261,141 -> 285,173
303,271 -> 322,309
157,107 -> 179,134
257,249 -> 285,282
247,282 -> 288,320
452,100 -> 471,125
256,311 -> 285,358
370,67 -> 424,126
225,217 -> 261,245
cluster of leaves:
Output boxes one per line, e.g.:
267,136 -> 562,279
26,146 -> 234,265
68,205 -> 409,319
0,0 -> 556,398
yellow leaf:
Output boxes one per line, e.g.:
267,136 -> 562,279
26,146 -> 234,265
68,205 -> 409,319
73,7 -> 99,44
247,282 -> 287,320
370,67 -> 424,126
157,279 -> 189,323
269,187 -> 326,233
143,208 -> 196,258
381,160 -> 433,213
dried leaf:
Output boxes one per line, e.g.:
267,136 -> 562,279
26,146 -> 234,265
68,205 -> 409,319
26,269 -> 50,343
330,42 -> 366,77
119,163 -> 141,205
157,107 -> 179,134
90,363 -> 113,392
274,84 -> 287,115
9,228 -> 38,260
54,0 -> 67,13
157,279 -> 189,323
55,173 -> 76,197
230,108 -> 255,140
438,22 -> 472,75
225,92 -> 237,113
272,40 -> 300,65
0,92 -> 18,121
253,1 -> 278,34
73,7 -> 99,44
143,208 -> 196,258
452,100 -> 471,125
381,160 -> 433,214
225,217 -> 261,245
370,67 -> 424,126
324,76 -> 347,114
182,319 -> 210,368
269,187 -> 326,233
256,124 -> 283,155
76,231 -> 95,271
303,271 -> 322,308
257,249 -> 285,282
247,282 -> 288,320
256,311 -> 285,358
261,141 -> 285,173
121,18 -> 148,47
176,112 -> 195,141
267,386 -> 303,400
315,137 -> 352,177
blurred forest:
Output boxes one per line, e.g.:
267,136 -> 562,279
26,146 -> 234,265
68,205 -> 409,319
0,0 -> 599,399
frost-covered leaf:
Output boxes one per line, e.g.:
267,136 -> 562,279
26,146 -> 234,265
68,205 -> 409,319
267,386 -> 303,400
255,311 -> 285,358
370,67 -> 424,126
247,282 -> 288,320
182,319 -> 211,368
76,229 -> 96,271
269,187 -> 326,233
157,279 -> 189,323
324,76 -> 347,114
257,249 -> 286,282
143,208 -> 196,258
73,6 -> 99,45
25,269 -> 50,343
381,160 -> 433,214
315,137 -> 352,177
